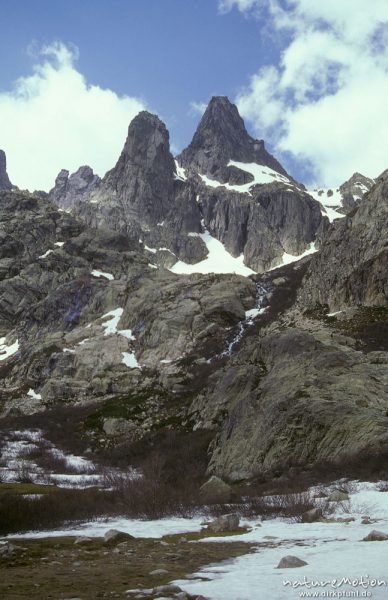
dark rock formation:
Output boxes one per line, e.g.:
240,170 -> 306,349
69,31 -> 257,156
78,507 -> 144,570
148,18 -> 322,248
0,150 -> 13,190
178,96 -> 288,183
49,165 -> 101,210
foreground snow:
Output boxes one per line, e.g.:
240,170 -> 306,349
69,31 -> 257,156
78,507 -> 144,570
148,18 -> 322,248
3,481 -> 388,599
176,482 -> 388,600
170,229 -> 255,276
7,516 -> 204,540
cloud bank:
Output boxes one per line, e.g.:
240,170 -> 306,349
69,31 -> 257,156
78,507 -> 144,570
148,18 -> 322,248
220,0 -> 388,185
0,43 -> 145,191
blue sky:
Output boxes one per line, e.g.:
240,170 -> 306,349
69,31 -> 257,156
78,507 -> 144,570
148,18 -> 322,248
0,1 -> 277,150
1,0 -> 388,190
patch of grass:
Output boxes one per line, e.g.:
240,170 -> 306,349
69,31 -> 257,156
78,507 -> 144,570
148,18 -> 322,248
0,535 -> 252,600
0,483 -> 59,496
162,527 -> 251,543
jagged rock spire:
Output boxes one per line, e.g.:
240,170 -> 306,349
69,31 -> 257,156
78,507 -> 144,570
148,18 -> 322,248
178,96 -> 288,178
0,150 -> 13,190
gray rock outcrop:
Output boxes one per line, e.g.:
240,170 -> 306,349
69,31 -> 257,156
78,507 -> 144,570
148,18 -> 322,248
205,513 -> 240,532
49,165 -> 100,210
0,150 -> 13,190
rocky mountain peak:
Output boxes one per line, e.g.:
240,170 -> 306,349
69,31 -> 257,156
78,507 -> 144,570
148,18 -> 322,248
0,149 -> 13,190
97,111 -> 176,226
178,96 -> 288,181
104,111 -> 175,189
339,171 -> 375,212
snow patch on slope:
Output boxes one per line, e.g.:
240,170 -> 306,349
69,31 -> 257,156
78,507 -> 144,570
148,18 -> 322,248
0,338 -> 19,361
308,188 -> 344,222
199,161 -> 291,195
170,229 -> 255,276
91,269 -> 114,281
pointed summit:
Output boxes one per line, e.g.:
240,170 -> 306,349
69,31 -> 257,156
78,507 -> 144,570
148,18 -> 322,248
102,111 -> 176,225
0,150 -> 13,190
178,96 -> 288,180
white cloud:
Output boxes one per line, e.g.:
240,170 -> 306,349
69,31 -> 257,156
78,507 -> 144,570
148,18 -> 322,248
189,101 -> 207,116
0,42 -> 146,191
220,1 -> 388,185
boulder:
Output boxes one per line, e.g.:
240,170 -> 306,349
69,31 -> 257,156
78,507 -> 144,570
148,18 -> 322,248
328,490 -> 349,502
0,542 -> 20,557
362,530 -> 388,541
205,513 -> 240,533
104,529 -> 134,543
149,568 -> 169,576
153,584 -> 183,594
199,476 -> 232,503
277,555 -> 308,568
74,536 -> 93,545
301,507 -> 323,523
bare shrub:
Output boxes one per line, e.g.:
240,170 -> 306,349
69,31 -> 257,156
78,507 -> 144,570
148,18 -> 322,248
16,461 -> 35,484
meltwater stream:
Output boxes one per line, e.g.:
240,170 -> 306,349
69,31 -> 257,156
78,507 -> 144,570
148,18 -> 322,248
208,282 -> 271,362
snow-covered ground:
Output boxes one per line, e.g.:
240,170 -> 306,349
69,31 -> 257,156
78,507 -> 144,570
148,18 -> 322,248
4,481 -> 387,599
170,229 -> 255,276
6,516 -> 205,540
0,337 -> 19,361
175,482 -> 388,600
0,429 -> 100,487
308,188 -> 344,222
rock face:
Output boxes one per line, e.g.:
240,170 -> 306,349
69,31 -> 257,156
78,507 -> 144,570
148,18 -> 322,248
46,99 -> 324,272
75,112 -> 205,265
188,263 -> 388,480
178,96 -> 289,182
102,112 -> 176,226
0,150 -> 13,190
199,182 -> 322,271
300,170 -> 388,311
49,166 -> 100,210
